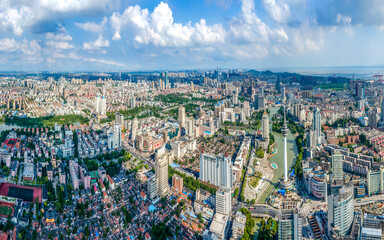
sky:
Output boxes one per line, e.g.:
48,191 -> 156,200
1,0 -> 384,72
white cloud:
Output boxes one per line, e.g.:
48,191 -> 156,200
47,41 -> 74,50
75,17 -> 107,33
262,0 -> 291,24
83,35 -> 109,51
110,2 -> 225,47
0,0 -> 119,35
0,38 -> 19,52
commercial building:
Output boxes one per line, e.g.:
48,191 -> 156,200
147,173 -> 158,201
215,187 -> 231,216
327,181 -> 354,236
367,167 -> 384,196
278,209 -> 302,240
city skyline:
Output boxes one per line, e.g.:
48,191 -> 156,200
1,0 -> 384,71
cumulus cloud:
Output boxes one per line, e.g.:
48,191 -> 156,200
45,27 -> 74,50
0,38 -> 19,52
83,35 -> 109,52
263,0 -> 291,24
75,17 -> 108,33
110,2 -> 225,46
0,0 -> 119,35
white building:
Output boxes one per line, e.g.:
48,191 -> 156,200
156,146 -> 169,197
215,187 -> 231,216
200,153 -> 233,189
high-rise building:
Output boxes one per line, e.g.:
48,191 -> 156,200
200,153 -> 233,189
381,99 -> 384,121
327,181 -> 354,236
115,112 -> 124,126
155,146 -> 169,197
186,116 -> 195,137
255,95 -> 265,110
215,187 -> 231,215
172,174 -> 183,192
312,108 -> 322,145
278,209 -> 302,240
262,111 -> 269,140
114,123 -> 122,148
95,95 -> 101,114
100,96 -> 107,115
131,117 -> 138,143
164,71 -> 169,88
369,109 -> 378,128
129,95 -> 136,108
178,106 -> 186,128
147,173 -> 158,200
332,149 -> 344,181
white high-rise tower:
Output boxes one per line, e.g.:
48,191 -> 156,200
280,86 -> 292,190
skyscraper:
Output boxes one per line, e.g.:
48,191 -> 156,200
178,106 -> 186,128
100,96 -> 107,115
278,209 -> 302,240
131,117 -> 138,143
155,146 -> 169,197
95,95 -> 101,114
147,173 -> 158,200
262,111 -> 269,140
312,108 -> 322,145
114,123 -> 122,148
327,181 -> 354,236
332,149 -> 344,181
186,116 -> 195,137
381,99 -> 384,121
164,71 -> 169,88
200,153 -> 233,189
215,187 -> 231,215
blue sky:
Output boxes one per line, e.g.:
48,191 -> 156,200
1,0 -> 384,71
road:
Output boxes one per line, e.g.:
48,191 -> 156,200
233,203 -> 281,219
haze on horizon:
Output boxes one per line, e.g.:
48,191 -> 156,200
0,0 -> 384,72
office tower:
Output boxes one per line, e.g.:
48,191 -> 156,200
215,187 -> 231,215
332,149 -> 344,181
131,117 -> 138,142
200,153 -> 233,188
100,96 -> 107,115
262,111 -> 269,140
178,106 -> 186,128
172,174 -> 183,192
278,209 -> 302,240
147,173 -> 158,200
191,82 -> 194,91
312,108 -> 321,145
327,181 -> 354,236
114,123 -> 122,148
95,95 -> 101,114
155,146 -> 169,197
